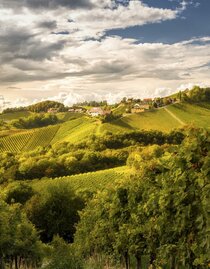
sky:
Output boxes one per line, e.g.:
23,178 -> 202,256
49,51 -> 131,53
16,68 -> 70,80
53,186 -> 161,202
0,0 -> 210,106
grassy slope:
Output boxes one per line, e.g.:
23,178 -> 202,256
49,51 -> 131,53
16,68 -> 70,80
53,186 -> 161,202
113,102 -> 210,132
31,166 -> 129,194
100,117 -> 134,134
121,108 -> 181,132
56,112 -> 83,122
112,104 -> 127,115
166,103 -> 210,129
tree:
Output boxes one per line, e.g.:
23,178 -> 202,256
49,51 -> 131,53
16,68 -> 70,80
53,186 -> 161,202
43,236 -> 83,269
0,201 -> 43,269
4,182 -> 35,205
25,183 -> 84,243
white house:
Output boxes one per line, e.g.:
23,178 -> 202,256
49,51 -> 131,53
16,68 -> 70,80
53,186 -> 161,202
88,107 -> 111,117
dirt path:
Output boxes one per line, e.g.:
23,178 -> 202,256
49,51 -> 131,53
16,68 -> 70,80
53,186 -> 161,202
164,107 -> 185,125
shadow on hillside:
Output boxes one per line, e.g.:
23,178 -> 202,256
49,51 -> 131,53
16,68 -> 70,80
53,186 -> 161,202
111,118 -> 135,130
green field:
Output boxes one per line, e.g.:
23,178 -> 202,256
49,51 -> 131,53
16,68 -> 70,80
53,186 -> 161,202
122,108 -> 181,132
166,102 -> 210,129
0,111 -> 32,121
31,166 -> 129,194
111,102 -> 210,132
56,112 -> 83,122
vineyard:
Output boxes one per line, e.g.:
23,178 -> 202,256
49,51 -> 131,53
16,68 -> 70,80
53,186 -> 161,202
0,125 -> 60,152
51,116 -> 97,144
24,125 -> 60,151
32,166 -> 129,194
0,131 -> 33,152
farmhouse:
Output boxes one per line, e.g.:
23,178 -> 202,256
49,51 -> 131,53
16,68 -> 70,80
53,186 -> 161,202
131,103 -> 150,113
88,107 -> 111,117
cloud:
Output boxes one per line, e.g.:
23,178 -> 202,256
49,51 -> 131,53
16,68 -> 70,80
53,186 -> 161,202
67,1 -> 178,38
0,26 -> 66,64
177,82 -> 209,91
0,0 -> 209,105
38,20 -> 57,29
0,0 -> 94,10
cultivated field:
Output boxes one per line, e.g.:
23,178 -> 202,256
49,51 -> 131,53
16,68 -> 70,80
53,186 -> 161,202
31,166 -> 129,194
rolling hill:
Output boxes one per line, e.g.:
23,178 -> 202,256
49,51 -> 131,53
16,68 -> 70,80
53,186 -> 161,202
0,102 -> 209,153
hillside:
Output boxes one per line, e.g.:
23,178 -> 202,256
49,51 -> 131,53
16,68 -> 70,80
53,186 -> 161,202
103,102 -> 210,133
0,102 -> 209,153
165,102 -> 210,129
31,166 -> 129,196
0,111 -> 32,121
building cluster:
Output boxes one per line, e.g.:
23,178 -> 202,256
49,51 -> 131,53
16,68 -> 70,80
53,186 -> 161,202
47,96 -> 178,116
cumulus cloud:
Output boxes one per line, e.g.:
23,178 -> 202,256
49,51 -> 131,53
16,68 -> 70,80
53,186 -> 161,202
0,0 -> 94,10
177,82 -> 209,91
0,0 -> 209,105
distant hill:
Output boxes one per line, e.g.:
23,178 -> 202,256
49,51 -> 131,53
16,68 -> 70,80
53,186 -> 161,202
0,101 -> 209,153
0,87 -> 210,153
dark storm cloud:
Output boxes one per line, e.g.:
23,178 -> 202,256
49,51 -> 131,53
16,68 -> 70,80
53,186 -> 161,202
38,20 -> 57,29
0,0 -> 94,10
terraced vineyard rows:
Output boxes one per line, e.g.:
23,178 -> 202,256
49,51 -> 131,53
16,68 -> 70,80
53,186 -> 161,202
0,125 -> 60,152
51,116 -> 96,144
0,131 -> 33,152
25,125 -> 60,151
32,166 -> 129,194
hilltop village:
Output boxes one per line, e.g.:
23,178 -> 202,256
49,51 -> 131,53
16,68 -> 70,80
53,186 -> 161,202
47,95 -> 178,117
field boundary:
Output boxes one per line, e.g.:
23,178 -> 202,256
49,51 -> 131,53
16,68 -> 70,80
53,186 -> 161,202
164,107 -> 185,125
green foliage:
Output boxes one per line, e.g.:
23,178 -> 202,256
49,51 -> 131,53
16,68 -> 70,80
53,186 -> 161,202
11,113 -> 59,129
0,201 -> 43,268
4,182 -> 35,205
185,86 -> 210,103
75,128 -> 210,268
27,100 -> 65,113
25,183 -> 84,243
43,236 -> 83,269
